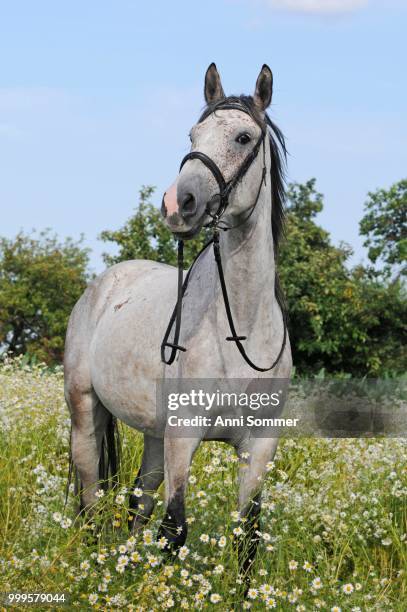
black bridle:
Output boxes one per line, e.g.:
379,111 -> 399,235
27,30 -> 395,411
161,101 -> 287,371
179,102 -> 267,229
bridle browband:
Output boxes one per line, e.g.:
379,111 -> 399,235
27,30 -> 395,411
161,100 -> 287,371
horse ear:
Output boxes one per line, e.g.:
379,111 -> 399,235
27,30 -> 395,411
253,64 -> 273,111
204,63 -> 225,104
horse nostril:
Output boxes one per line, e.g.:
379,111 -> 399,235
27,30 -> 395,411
181,193 -> 197,217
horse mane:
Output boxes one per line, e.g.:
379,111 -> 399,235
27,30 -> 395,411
198,94 -> 287,311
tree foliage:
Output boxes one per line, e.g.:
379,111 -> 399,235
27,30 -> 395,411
359,179 -> 407,279
5,181 -> 403,374
0,231 -> 90,364
279,180 -> 406,375
100,179 -> 406,376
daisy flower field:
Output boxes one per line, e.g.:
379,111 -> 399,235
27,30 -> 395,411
0,358 -> 406,610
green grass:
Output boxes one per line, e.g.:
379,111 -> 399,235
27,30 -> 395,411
0,359 -> 406,610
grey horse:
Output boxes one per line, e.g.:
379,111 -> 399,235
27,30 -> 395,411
64,63 -> 292,576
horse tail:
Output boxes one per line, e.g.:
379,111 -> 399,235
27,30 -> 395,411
99,413 -> 121,489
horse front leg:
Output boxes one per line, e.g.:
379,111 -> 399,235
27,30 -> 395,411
237,437 -> 279,583
129,434 -> 164,531
157,436 -> 200,551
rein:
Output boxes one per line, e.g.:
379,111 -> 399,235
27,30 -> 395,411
161,101 -> 287,371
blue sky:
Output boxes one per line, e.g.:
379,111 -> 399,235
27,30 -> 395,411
1,0 -> 406,272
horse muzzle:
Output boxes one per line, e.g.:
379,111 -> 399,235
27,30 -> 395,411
162,174 -> 209,239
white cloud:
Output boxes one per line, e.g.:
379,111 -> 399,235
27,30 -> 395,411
267,0 -> 368,14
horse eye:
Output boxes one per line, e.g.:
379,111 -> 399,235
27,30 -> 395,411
236,132 -> 251,145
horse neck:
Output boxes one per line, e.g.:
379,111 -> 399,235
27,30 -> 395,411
218,157 -> 276,326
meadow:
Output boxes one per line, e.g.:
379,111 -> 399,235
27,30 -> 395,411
0,359 -> 406,611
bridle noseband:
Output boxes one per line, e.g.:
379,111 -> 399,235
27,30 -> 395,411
161,101 -> 287,371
